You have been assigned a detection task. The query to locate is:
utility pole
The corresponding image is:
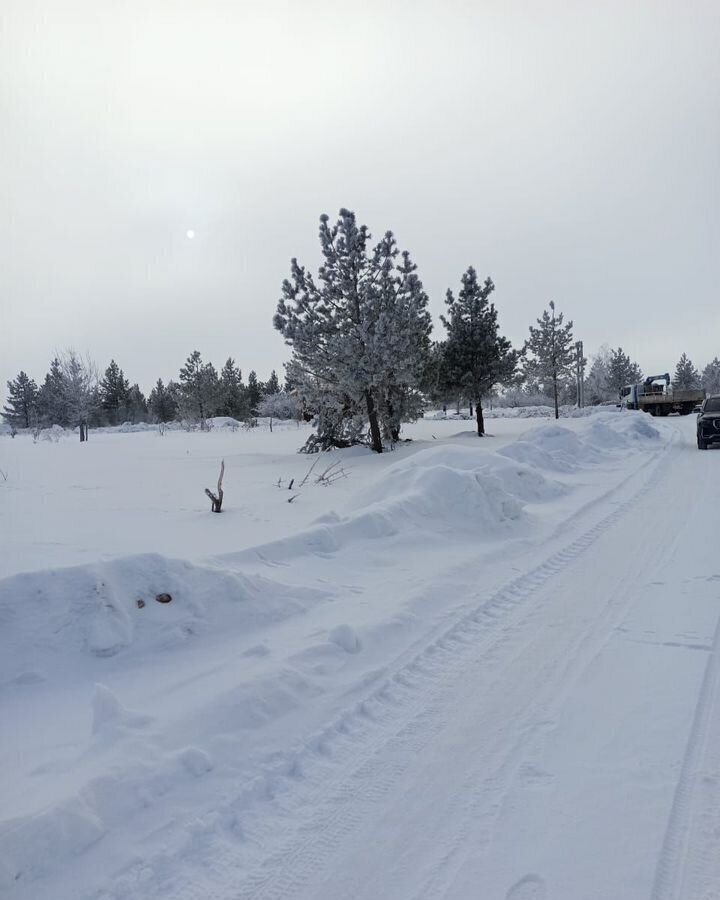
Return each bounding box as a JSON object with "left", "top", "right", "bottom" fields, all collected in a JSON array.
[{"left": 575, "top": 341, "right": 585, "bottom": 408}]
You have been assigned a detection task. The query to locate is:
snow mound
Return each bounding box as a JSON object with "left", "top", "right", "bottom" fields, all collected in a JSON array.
[
  {"left": 0, "top": 554, "right": 328, "bottom": 684},
  {"left": 428, "top": 404, "right": 624, "bottom": 421},
  {"left": 353, "top": 458, "right": 524, "bottom": 537},
  {"left": 498, "top": 412, "right": 663, "bottom": 473},
  {"left": 92, "top": 683, "right": 152, "bottom": 736},
  {"left": 618, "top": 413, "right": 661, "bottom": 441},
  {"left": 329, "top": 624, "right": 361, "bottom": 653},
  {"left": 208, "top": 416, "right": 242, "bottom": 428},
  {"left": 500, "top": 424, "right": 601, "bottom": 471}
]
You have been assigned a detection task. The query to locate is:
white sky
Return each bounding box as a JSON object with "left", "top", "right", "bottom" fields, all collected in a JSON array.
[{"left": 1, "top": 0, "right": 719, "bottom": 394}]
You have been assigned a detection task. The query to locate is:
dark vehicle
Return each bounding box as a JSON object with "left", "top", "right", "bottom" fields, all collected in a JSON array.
[{"left": 697, "top": 396, "right": 720, "bottom": 449}]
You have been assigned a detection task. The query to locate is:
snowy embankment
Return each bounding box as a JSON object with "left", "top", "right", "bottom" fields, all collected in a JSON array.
[{"left": 0, "top": 411, "right": 672, "bottom": 898}]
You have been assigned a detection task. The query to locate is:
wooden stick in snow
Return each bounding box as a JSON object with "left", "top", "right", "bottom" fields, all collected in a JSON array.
[{"left": 205, "top": 459, "right": 225, "bottom": 512}]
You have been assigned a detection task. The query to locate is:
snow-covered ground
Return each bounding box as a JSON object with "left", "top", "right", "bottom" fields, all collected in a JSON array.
[{"left": 2, "top": 410, "right": 719, "bottom": 900}]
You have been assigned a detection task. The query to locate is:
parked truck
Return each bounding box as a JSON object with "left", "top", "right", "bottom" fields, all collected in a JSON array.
[{"left": 619, "top": 374, "right": 705, "bottom": 417}]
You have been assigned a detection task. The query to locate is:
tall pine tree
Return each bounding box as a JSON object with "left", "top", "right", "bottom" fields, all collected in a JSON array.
[
  {"left": 126, "top": 384, "right": 148, "bottom": 423},
  {"left": 264, "top": 370, "right": 280, "bottom": 396},
  {"left": 99, "top": 360, "right": 130, "bottom": 425},
  {"left": 440, "top": 267, "right": 517, "bottom": 436},
  {"left": 524, "top": 302, "right": 575, "bottom": 419},
  {"left": 178, "top": 351, "right": 219, "bottom": 427},
  {"left": 218, "top": 358, "right": 249, "bottom": 420},
  {"left": 274, "top": 209, "right": 432, "bottom": 452},
  {"left": 3, "top": 371, "right": 39, "bottom": 428},
  {"left": 673, "top": 353, "right": 701, "bottom": 390},
  {"left": 246, "top": 370, "right": 262, "bottom": 418},
  {"left": 607, "top": 347, "right": 643, "bottom": 398},
  {"left": 701, "top": 357, "right": 720, "bottom": 395},
  {"left": 59, "top": 351, "right": 99, "bottom": 439},
  {"left": 37, "top": 357, "right": 67, "bottom": 426},
  {"left": 148, "top": 378, "right": 178, "bottom": 423}
]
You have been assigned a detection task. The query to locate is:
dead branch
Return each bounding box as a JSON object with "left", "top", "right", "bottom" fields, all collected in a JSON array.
[
  {"left": 298, "top": 457, "right": 320, "bottom": 487},
  {"left": 205, "top": 459, "right": 225, "bottom": 512},
  {"left": 315, "top": 460, "right": 348, "bottom": 486}
]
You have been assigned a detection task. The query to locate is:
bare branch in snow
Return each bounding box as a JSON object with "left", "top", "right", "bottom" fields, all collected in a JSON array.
[
  {"left": 298, "top": 457, "right": 320, "bottom": 487},
  {"left": 315, "top": 460, "right": 348, "bottom": 486},
  {"left": 205, "top": 459, "right": 225, "bottom": 512}
]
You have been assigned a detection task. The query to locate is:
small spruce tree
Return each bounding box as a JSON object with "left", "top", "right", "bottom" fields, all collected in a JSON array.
[
  {"left": 524, "top": 302, "right": 575, "bottom": 419},
  {"left": 607, "top": 348, "right": 643, "bottom": 398},
  {"left": 37, "top": 357, "right": 67, "bottom": 427},
  {"left": 701, "top": 357, "right": 720, "bottom": 395},
  {"left": 126, "top": 384, "right": 148, "bottom": 423},
  {"left": 178, "top": 351, "right": 219, "bottom": 428},
  {"left": 99, "top": 360, "right": 131, "bottom": 425},
  {"left": 673, "top": 353, "right": 701, "bottom": 390},
  {"left": 246, "top": 370, "right": 262, "bottom": 418},
  {"left": 3, "top": 371, "right": 39, "bottom": 428},
  {"left": 264, "top": 370, "right": 281, "bottom": 396},
  {"left": 218, "top": 358, "right": 249, "bottom": 420},
  {"left": 440, "top": 267, "right": 517, "bottom": 436},
  {"left": 148, "top": 378, "right": 178, "bottom": 423}
]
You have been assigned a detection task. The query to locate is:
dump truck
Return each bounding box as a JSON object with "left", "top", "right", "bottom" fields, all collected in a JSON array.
[{"left": 619, "top": 374, "right": 705, "bottom": 417}]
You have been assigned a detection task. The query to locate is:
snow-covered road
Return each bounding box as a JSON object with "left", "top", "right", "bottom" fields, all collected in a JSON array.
[
  {"left": 2, "top": 412, "right": 719, "bottom": 899},
  {"left": 217, "top": 417, "right": 720, "bottom": 900}
]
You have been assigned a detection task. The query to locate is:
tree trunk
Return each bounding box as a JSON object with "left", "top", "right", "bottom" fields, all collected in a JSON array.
[
  {"left": 366, "top": 391, "right": 383, "bottom": 453},
  {"left": 386, "top": 400, "right": 400, "bottom": 443},
  {"left": 553, "top": 375, "right": 559, "bottom": 419},
  {"left": 476, "top": 400, "right": 485, "bottom": 436},
  {"left": 469, "top": 401, "right": 473, "bottom": 417}
]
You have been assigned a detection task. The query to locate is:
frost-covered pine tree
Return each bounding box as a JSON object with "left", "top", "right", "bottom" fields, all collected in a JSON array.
[
  {"left": 673, "top": 353, "right": 701, "bottom": 390},
  {"left": 148, "top": 378, "right": 178, "bottom": 423},
  {"left": 607, "top": 347, "right": 643, "bottom": 398},
  {"left": 440, "top": 267, "right": 517, "bottom": 436},
  {"left": 58, "top": 350, "right": 99, "bottom": 440},
  {"left": 3, "top": 371, "right": 39, "bottom": 428},
  {"left": 274, "top": 209, "right": 432, "bottom": 453},
  {"left": 257, "top": 390, "right": 298, "bottom": 424},
  {"left": 218, "top": 358, "right": 249, "bottom": 420},
  {"left": 584, "top": 346, "right": 611, "bottom": 405},
  {"left": 373, "top": 236, "right": 433, "bottom": 443},
  {"left": 99, "top": 360, "right": 130, "bottom": 425},
  {"left": 701, "top": 357, "right": 720, "bottom": 395},
  {"left": 524, "top": 302, "right": 575, "bottom": 419},
  {"left": 178, "top": 351, "right": 219, "bottom": 428}
]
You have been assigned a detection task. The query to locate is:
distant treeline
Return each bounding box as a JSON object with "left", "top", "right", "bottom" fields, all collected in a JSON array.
[
  {"left": 4, "top": 210, "right": 720, "bottom": 449},
  {"left": 2, "top": 350, "right": 294, "bottom": 432}
]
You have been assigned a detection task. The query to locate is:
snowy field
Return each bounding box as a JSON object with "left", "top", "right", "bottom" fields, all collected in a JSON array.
[{"left": 2, "top": 410, "right": 720, "bottom": 900}]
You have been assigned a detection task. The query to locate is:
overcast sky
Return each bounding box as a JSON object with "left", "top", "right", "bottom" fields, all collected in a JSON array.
[{"left": 1, "top": 0, "right": 719, "bottom": 396}]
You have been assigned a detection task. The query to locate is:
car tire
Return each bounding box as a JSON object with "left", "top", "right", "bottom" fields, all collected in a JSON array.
[{"left": 698, "top": 435, "right": 708, "bottom": 450}]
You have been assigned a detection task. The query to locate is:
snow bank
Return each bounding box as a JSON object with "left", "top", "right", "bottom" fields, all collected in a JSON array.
[
  {"left": 0, "top": 408, "right": 671, "bottom": 897},
  {"left": 499, "top": 412, "right": 655, "bottom": 473},
  {"left": 427, "top": 404, "right": 623, "bottom": 421},
  {"left": 0, "top": 553, "right": 327, "bottom": 684}
]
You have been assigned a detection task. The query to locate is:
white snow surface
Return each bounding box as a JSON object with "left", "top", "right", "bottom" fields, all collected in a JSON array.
[{"left": 2, "top": 410, "right": 720, "bottom": 900}]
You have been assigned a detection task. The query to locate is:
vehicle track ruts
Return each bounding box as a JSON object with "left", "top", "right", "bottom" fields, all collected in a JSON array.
[
  {"left": 650, "top": 603, "right": 720, "bottom": 900},
  {"left": 105, "top": 433, "right": 677, "bottom": 900}
]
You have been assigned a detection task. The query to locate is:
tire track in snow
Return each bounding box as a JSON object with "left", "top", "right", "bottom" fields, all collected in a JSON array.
[
  {"left": 108, "top": 431, "right": 678, "bottom": 900},
  {"left": 650, "top": 605, "right": 720, "bottom": 900}
]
